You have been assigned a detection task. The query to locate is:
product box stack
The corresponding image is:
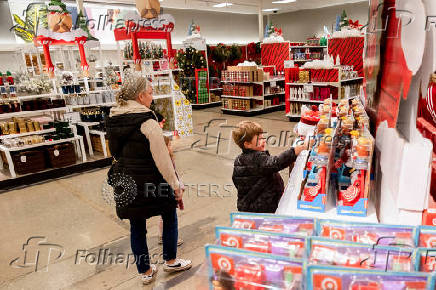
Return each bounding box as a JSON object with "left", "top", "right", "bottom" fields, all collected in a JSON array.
[
  {"left": 222, "top": 66, "right": 264, "bottom": 83},
  {"left": 197, "top": 70, "right": 209, "bottom": 104},
  {"left": 222, "top": 99, "right": 251, "bottom": 111},
  {"left": 293, "top": 97, "right": 374, "bottom": 217},
  {"left": 201, "top": 212, "right": 436, "bottom": 289}
]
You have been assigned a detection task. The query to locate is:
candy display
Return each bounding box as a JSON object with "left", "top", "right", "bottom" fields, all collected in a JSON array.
[
  {"left": 306, "top": 265, "right": 434, "bottom": 290},
  {"left": 316, "top": 219, "right": 416, "bottom": 247},
  {"left": 308, "top": 237, "right": 414, "bottom": 272},
  {"left": 216, "top": 227, "right": 306, "bottom": 259},
  {"left": 230, "top": 213, "right": 315, "bottom": 236},
  {"left": 205, "top": 245, "right": 303, "bottom": 289}
]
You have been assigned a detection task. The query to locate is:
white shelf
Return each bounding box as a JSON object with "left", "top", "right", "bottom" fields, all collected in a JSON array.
[
  {"left": 288, "top": 98, "right": 323, "bottom": 103},
  {"left": 264, "top": 92, "right": 285, "bottom": 97},
  {"left": 221, "top": 95, "right": 263, "bottom": 100},
  {"left": 290, "top": 46, "right": 327, "bottom": 49},
  {"left": 222, "top": 107, "right": 264, "bottom": 113},
  {"left": 77, "top": 121, "right": 100, "bottom": 127},
  {"left": 89, "top": 130, "right": 105, "bottom": 135},
  {"left": 210, "top": 88, "right": 223, "bottom": 91},
  {"left": 0, "top": 137, "right": 79, "bottom": 152},
  {"left": 0, "top": 128, "right": 56, "bottom": 140},
  {"left": 263, "top": 78, "right": 285, "bottom": 82},
  {"left": 153, "top": 94, "right": 173, "bottom": 100},
  {"left": 17, "top": 93, "right": 58, "bottom": 101},
  {"left": 293, "top": 59, "right": 311, "bottom": 62},
  {"left": 221, "top": 80, "right": 263, "bottom": 85},
  {"left": 68, "top": 102, "right": 116, "bottom": 109},
  {"left": 286, "top": 113, "right": 301, "bottom": 118},
  {"left": 0, "top": 107, "right": 68, "bottom": 120},
  {"left": 286, "top": 82, "right": 339, "bottom": 87},
  {"left": 340, "top": 77, "right": 364, "bottom": 82}
]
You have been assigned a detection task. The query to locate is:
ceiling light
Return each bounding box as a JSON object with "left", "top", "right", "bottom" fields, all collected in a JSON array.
[
  {"left": 213, "top": 2, "right": 233, "bottom": 8},
  {"left": 263, "top": 8, "right": 280, "bottom": 12},
  {"left": 272, "top": 0, "right": 296, "bottom": 3}
]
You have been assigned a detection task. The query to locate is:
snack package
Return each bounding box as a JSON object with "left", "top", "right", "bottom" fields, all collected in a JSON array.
[
  {"left": 216, "top": 226, "right": 307, "bottom": 259},
  {"left": 205, "top": 245, "right": 303, "bottom": 290},
  {"left": 415, "top": 248, "right": 436, "bottom": 272},
  {"left": 417, "top": 226, "right": 436, "bottom": 248},
  {"left": 230, "top": 212, "right": 315, "bottom": 236},
  {"left": 306, "top": 265, "right": 434, "bottom": 290},
  {"left": 316, "top": 219, "right": 417, "bottom": 247},
  {"left": 308, "top": 237, "right": 414, "bottom": 272}
]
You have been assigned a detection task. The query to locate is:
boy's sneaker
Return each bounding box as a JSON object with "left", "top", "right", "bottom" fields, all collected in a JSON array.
[
  {"left": 158, "top": 236, "right": 184, "bottom": 246},
  {"left": 163, "top": 259, "right": 192, "bottom": 272},
  {"left": 140, "top": 264, "right": 158, "bottom": 285}
]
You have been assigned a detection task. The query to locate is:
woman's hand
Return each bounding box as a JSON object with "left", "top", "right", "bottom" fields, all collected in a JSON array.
[{"left": 175, "top": 187, "right": 184, "bottom": 201}]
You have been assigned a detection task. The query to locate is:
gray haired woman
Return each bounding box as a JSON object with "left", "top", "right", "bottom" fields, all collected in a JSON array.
[{"left": 106, "top": 74, "right": 191, "bottom": 285}]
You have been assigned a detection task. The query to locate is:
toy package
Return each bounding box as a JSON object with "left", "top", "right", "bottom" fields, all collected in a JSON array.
[
  {"left": 298, "top": 99, "right": 336, "bottom": 213},
  {"left": 415, "top": 248, "right": 436, "bottom": 272},
  {"left": 230, "top": 212, "right": 315, "bottom": 236},
  {"left": 205, "top": 245, "right": 303, "bottom": 289},
  {"left": 306, "top": 265, "right": 434, "bottom": 290},
  {"left": 316, "top": 219, "right": 417, "bottom": 247},
  {"left": 216, "top": 226, "right": 307, "bottom": 259},
  {"left": 333, "top": 98, "right": 374, "bottom": 217},
  {"left": 308, "top": 237, "right": 414, "bottom": 272},
  {"left": 417, "top": 226, "right": 436, "bottom": 248}
]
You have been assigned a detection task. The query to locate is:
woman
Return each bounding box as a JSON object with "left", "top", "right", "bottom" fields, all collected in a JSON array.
[{"left": 106, "top": 74, "right": 191, "bottom": 285}]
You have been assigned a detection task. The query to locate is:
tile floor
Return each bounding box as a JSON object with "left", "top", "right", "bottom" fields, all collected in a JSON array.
[{"left": 0, "top": 107, "right": 296, "bottom": 290}]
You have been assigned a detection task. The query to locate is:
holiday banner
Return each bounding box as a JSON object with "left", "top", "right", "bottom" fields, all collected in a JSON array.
[
  {"left": 328, "top": 37, "right": 364, "bottom": 77},
  {"left": 261, "top": 42, "right": 290, "bottom": 73}
]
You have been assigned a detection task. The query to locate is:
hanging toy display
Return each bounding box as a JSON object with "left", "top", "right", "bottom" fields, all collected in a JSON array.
[
  {"left": 47, "top": 0, "right": 72, "bottom": 33},
  {"left": 136, "top": 0, "right": 161, "bottom": 19}
]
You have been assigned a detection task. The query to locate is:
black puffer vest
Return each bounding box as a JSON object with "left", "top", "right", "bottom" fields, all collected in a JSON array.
[{"left": 106, "top": 112, "right": 177, "bottom": 220}]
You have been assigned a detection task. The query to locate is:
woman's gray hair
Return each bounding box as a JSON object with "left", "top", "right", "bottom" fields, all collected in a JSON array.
[{"left": 116, "top": 72, "right": 150, "bottom": 106}]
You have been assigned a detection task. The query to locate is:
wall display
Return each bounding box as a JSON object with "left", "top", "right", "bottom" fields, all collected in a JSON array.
[{"left": 261, "top": 42, "right": 290, "bottom": 73}]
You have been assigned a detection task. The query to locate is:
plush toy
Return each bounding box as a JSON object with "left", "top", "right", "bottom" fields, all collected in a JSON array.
[
  {"left": 136, "top": 0, "right": 160, "bottom": 19},
  {"left": 47, "top": 0, "right": 72, "bottom": 33}
]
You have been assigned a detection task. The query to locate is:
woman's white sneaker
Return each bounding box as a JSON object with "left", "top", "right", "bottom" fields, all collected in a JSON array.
[
  {"left": 163, "top": 259, "right": 192, "bottom": 272},
  {"left": 140, "top": 264, "right": 158, "bottom": 285}
]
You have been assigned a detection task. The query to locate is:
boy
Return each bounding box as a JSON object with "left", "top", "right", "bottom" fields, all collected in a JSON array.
[{"left": 232, "top": 121, "right": 307, "bottom": 213}]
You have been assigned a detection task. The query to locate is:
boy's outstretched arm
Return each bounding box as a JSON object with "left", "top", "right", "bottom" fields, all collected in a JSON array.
[{"left": 255, "top": 143, "right": 309, "bottom": 175}]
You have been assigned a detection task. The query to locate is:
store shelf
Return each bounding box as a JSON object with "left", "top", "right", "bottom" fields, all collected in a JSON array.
[
  {"left": 89, "top": 129, "right": 105, "bottom": 135},
  {"left": 222, "top": 107, "right": 263, "bottom": 113},
  {"left": 340, "top": 77, "right": 364, "bottom": 82},
  {"left": 0, "top": 128, "right": 56, "bottom": 140},
  {"left": 286, "top": 113, "right": 301, "bottom": 118},
  {"left": 221, "top": 80, "right": 263, "bottom": 85},
  {"left": 290, "top": 45, "right": 327, "bottom": 49},
  {"left": 264, "top": 92, "right": 285, "bottom": 97},
  {"left": 68, "top": 102, "right": 116, "bottom": 109},
  {"left": 0, "top": 107, "right": 68, "bottom": 120},
  {"left": 286, "top": 82, "right": 339, "bottom": 87},
  {"left": 0, "top": 137, "right": 78, "bottom": 152},
  {"left": 17, "top": 93, "right": 58, "bottom": 101},
  {"left": 153, "top": 94, "right": 173, "bottom": 100},
  {"left": 191, "top": 101, "right": 222, "bottom": 110},
  {"left": 265, "top": 103, "right": 286, "bottom": 109},
  {"left": 77, "top": 121, "right": 100, "bottom": 127},
  {"left": 288, "top": 98, "right": 324, "bottom": 103},
  {"left": 209, "top": 88, "right": 223, "bottom": 91},
  {"left": 263, "top": 78, "right": 285, "bottom": 82},
  {"left": 221, "top": 95, "right": 263, "bottom": 101},
  {"left": 293, "top": 59, "right": 311, "bottom": 62}
]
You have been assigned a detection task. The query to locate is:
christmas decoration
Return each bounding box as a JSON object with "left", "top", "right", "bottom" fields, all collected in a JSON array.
[
  {"left": 47, "top": 0, "right": 72, "bottom": 33},
  {"left": 188, "top": 20, "right": 201, "bottom": 37},
  {"left": 263, "top": 21, "right": 284, "bottom": 43},
  {"left": 340, "top": 10, "right": 348, "bottom": 28},
  {"left": 136, "top": 0, "right": 160, "bottom": 19},
  {"left": 176, "top": 47, "right": 207, "bottom": 103}
]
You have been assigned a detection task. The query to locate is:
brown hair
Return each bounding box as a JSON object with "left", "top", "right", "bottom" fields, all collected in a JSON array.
[{"left": 232, "top": 121, "right": 263, "bottom": 149}]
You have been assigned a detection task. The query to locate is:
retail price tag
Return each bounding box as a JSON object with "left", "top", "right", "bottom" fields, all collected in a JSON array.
[
  {"left": 20, "top": 155, "right": 26, "bottom": 163},
  {"left": 304, "top": 85, "right": 314, "bottom": 93},
  {"left": 54, "top": 150, "right": 60, "bottom": 157},
  {"left": 270, "top": 81, "right": 277, "bottom": 87}
]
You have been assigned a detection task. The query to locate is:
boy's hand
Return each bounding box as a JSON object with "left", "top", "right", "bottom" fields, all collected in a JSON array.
[
  {"left": 294, "top": 145, "right": 306, "bottom": 156},
  {"left": 175, "top": 188, "right": 184, "bottom": 201}
]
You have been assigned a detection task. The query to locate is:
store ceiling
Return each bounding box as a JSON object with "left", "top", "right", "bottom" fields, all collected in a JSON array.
[{"left": 87, "top": 0, "right": 367, "bottom": 15}]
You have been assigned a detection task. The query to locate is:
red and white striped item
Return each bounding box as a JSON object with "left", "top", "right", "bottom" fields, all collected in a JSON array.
[{"left": 427, "top": 84, "right": 436, "bottom": 123}]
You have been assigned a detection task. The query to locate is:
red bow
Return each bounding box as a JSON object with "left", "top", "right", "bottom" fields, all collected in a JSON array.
[{"left": 348, "top": 19, "right": 362, "bottom": 29}]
